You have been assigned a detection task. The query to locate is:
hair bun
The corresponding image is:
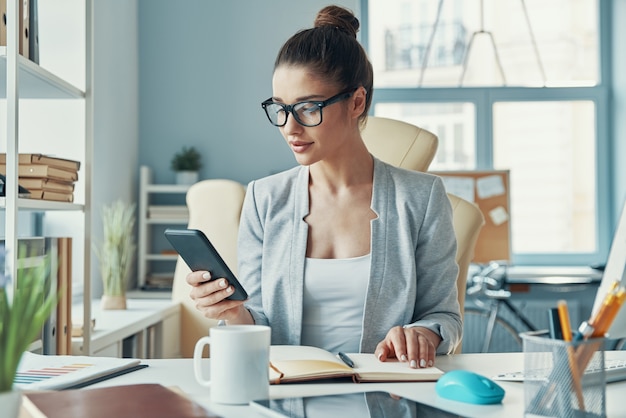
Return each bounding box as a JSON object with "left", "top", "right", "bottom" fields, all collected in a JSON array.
[{"left": 314, "top": 5, "right": 359, "bottom": 38}]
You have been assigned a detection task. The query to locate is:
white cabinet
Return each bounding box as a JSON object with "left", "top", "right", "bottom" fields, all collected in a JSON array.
[
  {"left": 138, "top": 166, "right": 189, "bottom": 291},
  {"left": 1, "top": 1, "right": 94, "bottom": 353}
]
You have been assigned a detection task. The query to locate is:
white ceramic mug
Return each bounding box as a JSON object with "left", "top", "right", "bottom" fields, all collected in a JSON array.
[{"left": 193, "top": 325, "right": 271, "bottom": 405}]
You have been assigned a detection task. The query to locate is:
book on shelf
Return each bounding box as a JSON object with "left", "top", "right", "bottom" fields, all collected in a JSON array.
[
  {"left": 0, "top": 0, "right": 30, "bottom": 57},
  {"left": 0, "top": 173, "right": 31, "bottom": 197},
  {"left": 0, "top": 153, "right": 81, "bottom": 171},
  {"left": 21, "top": 384, "right": 221, "bottom": 418},
  {"left": 26, "top": 189, "right": 74, "bottom": 203},
  {"left": 14, "top": 352, "right": 146, "bottom": 391},
  {"left": 269, "top": 345, "right": 444, "bottom": 384},
  {"left": 18, "top": 177, "right": 75, "bottom": 193},
  {"left": 0, "top": 164, "right": 78, "bottom": 182},
  {"left": 54, "top": 237, "right": 72, "bottom": 355},
  {"left": 144, "top": 273, "right": 174, "bottom": 290}
]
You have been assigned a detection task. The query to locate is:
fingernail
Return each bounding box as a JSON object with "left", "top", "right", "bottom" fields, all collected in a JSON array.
[
  {"left": 428, "top": 360, "right": 433, "bottom": 367},
  {"left": 400, "top": 354, "right": 407, "bottom": 362},
  {"left": 202, "top": 272, "right": 211, "bottom": 280},
  {"left": 377, "top": 353, "right": 383, "bottom": 361},
  {"left": 410, "top": 360, "right": 417, "bottom": 368},
  {"left": 219, "top": 279, "right": 227, "bottom": 287},
  {"left": 420, "top": 359, "right": 426, "bottom": 368},
  {"left": 226, "top": 286, "right": 233, "bottom": 293}
]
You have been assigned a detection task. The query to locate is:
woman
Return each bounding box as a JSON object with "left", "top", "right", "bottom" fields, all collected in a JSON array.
[{"left": 187, "top": 5, "right": 462, "bottom": 371}]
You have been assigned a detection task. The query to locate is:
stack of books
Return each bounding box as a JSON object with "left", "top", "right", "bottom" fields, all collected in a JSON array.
[{"left": 0, "top": 153, "right": 80, "bottom": 202}]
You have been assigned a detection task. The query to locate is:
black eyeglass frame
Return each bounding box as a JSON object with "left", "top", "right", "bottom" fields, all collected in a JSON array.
[{"left": 261, "top": 87, "right": 358, "bottom": 127}]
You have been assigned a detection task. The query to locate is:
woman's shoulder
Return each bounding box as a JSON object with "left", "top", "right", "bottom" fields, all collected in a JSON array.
[{"left": 374, "top": 158, "right": 441, "bottom": 185}]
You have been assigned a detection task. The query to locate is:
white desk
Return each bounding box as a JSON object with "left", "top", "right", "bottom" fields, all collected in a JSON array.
[
  {"left": 87, "top": 351, "right": 626, "bottom": 417},
  {"left": 71, "top": 299, "right": 181, "bottom": 357}
]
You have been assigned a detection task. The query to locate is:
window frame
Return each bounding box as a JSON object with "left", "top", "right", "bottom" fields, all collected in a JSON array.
[{"left": 361, "top": 0, "right": 613, "bottom": 266}]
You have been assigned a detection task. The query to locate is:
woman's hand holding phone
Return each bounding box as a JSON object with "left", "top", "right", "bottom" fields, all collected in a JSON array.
[
  {"left": 164, "top": 228, "right": 252, "bottom": 324},
  {"left": 186, "top": 270, "right": 253, "bottom": 323}
]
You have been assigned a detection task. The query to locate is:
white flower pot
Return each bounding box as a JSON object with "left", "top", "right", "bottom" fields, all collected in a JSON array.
[
  {"left": 176, "top": 171, "right": 199, "bottom": 185},
  {"left": 0, "top": 390, "right": 22, "bottom": 418},
  {"left": 101, "top": 295, "right": 127, "bottom": 310}
]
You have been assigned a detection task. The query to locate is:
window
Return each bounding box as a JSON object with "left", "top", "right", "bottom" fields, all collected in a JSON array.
[{"left": 363, "top": 0, "right": 609, "bottom": 265}]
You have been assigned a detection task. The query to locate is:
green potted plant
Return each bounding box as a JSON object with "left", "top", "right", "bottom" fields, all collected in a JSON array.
[
  {"left": 171, "top": 146, "right": 202, "bottom": 185},
  {"left": 93, "top": 200, "right": 136, "bottom": 310},
  {"left": 0, "top": 249, "right": 58, "bottom": 416}
]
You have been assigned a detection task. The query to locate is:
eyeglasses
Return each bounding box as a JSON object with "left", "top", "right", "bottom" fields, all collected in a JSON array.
[{"left": 261, "top": 88, "right": 358, "bottom": 127}]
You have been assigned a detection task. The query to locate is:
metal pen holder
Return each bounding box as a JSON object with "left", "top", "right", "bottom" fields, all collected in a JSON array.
[{"left": 521, "top": 331, "right": 606, "bottom": 418}]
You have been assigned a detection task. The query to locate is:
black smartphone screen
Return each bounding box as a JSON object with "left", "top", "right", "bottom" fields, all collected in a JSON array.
[{"left": 164, "top": 228, "right": 248, "bottom": 300}]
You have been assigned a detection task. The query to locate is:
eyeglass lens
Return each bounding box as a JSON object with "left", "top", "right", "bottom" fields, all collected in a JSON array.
[{"left": 265, "top": 102, "right": 321, "bottom": 127}]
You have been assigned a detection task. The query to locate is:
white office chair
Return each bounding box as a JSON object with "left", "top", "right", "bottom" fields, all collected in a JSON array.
[{"left": 361, "top": 116, "right": 438, "bottom": 172}]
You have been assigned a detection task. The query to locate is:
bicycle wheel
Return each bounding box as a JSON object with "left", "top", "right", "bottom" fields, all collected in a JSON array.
[{"left": 462, "top": 308, "right": 523, "bottom": 353}]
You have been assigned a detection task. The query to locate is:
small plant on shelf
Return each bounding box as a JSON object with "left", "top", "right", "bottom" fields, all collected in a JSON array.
[
  {"left": 170, "top": 146, "right": 202, "bottom": 185},
  {"left": 93, "top": 200, "right": 136, "bottom": 310},
  {"left": 170, "top": 146, "right": 202, "bottom": 172}
]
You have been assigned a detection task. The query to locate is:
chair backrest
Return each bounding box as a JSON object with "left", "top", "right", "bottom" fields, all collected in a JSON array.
[
  {"left": 448, "top": 193, "right": 485, "bottom": 354},
  {"left": 447, "top": 193, "right": 485, "bottom": 353},
  {"left": 171, "top": 179, "right": 246, "bottom": 357},
  {"left": 362, "top": 116, "right": 485, "bottom": 354},
  {"left": 361, "top": 116, "right": 438, "bottom": 172}
]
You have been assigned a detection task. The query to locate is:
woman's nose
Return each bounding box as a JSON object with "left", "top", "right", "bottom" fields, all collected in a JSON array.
[{"left": 282, "top": 111, "right": 303, "bottom": 134}]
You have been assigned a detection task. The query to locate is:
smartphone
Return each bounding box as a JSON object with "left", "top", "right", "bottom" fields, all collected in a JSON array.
[{"left": 164, "top": 228, "right": 248, "bottom": 300}]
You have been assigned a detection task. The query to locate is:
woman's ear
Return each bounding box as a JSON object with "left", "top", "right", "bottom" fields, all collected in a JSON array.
[{"left": 350, "top": 86, "right": 367, "bottom": 117}]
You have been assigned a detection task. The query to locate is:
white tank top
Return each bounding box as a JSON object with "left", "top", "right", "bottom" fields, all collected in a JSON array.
[
  {"left": 301, "top": 255, "right": 371, "bottom": 417},
  {"left": 301, "top": 254, "right": 371, "bottom": 354}
]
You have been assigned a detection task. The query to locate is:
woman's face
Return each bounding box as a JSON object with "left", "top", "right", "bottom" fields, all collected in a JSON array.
[{"left": 271, "top": 65, "right": 363, "bottom": 167}]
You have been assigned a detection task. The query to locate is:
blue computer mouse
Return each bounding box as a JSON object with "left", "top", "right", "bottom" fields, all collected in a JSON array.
[{"left": 435, "top": 370, "right": 505, "bottom": 405}]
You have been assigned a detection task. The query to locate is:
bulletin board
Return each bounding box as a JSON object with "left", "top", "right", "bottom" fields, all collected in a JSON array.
[{"left": 431, "top": 170, "right": 511, "bottom": 263}]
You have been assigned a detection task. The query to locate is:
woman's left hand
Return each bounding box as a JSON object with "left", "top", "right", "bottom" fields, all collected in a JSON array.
[{"left": 375, "top": 326, "right": 441, "bottom": 368}]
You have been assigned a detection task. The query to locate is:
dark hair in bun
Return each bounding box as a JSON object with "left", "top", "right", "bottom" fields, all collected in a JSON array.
[
  {"left": 274, "top": 5, "right": 373, "bottom": 122},
  {"left": 314, "top": 5, "right": 360, "bottom": 38}
]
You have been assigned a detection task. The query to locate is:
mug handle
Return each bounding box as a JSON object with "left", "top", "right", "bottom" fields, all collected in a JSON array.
[{"left": 193, "top": 336, "right": 212, "bottom": 387}]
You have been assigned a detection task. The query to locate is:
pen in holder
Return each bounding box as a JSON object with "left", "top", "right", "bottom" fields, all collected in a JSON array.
[{"left": 522, "top": 331, "right": 606, "bottom": 418}]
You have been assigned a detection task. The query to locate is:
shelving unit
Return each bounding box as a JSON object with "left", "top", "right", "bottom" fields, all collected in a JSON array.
[
  {"left": 138, "top": 165, "right": 189, "bottom": 291},
  {"left": 1, "top": 1, "right": 94, "bottom": 353}
]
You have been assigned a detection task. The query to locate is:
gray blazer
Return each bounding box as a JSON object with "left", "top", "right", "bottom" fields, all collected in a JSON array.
[{"left": 238, "top": 157, "right": 462, "bottom": 354}]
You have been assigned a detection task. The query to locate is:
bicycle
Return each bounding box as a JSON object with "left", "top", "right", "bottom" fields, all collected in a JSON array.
[
  {"left": 462, "top": 260, "right": 539, "bottom": 353},
  {"left": 462, "top": 261, "right": 626, "bottom": 353}
]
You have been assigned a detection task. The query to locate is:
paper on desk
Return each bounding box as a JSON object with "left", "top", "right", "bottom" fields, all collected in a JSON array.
[{"left": 14, "top": 351, "right": 142, "bottom": 390}]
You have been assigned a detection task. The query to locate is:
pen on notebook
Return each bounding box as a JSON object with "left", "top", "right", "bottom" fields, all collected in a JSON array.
[{"left": 337, "top": 352, "right": 355, "bottom": 368}]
